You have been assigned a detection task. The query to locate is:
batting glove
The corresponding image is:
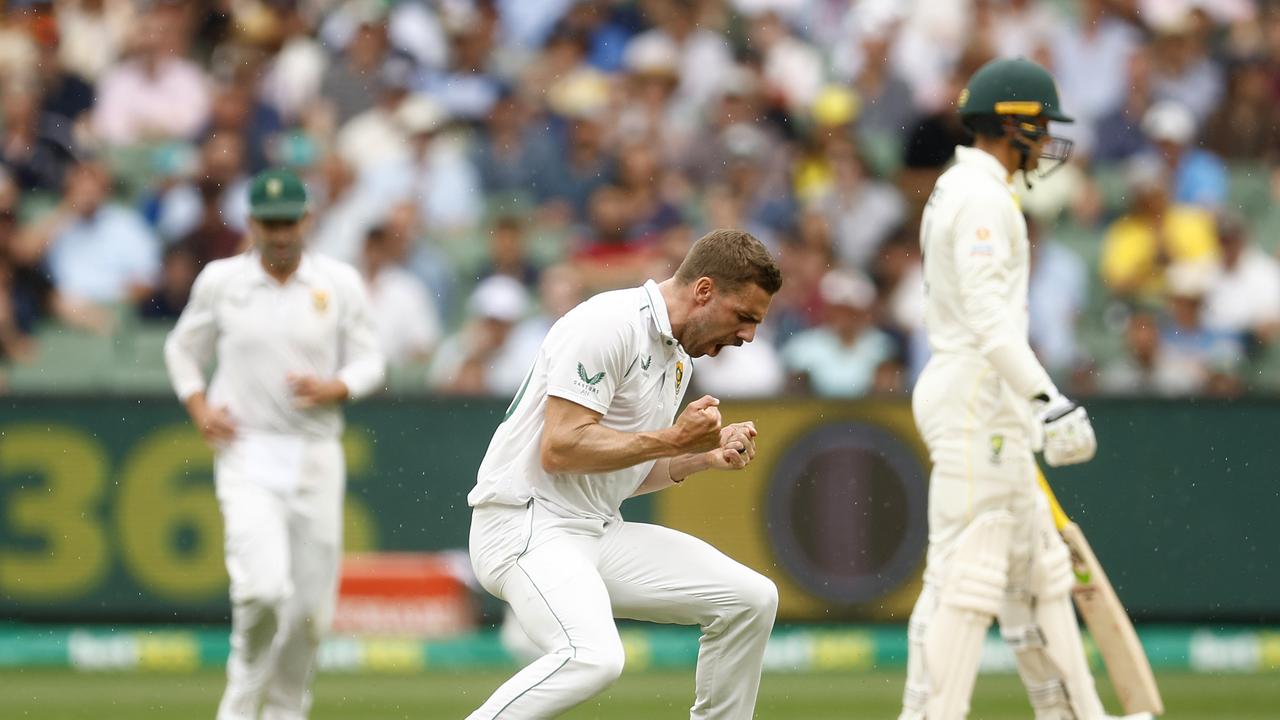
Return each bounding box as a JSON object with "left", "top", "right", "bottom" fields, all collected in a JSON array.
[{"left": 1032, "top": 391, "right": 1097, "bottom": 466}]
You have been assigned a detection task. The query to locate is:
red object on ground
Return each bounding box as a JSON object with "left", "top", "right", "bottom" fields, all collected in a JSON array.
[{"left": 333, "top": 552, "right": 476, "bottom": 638}]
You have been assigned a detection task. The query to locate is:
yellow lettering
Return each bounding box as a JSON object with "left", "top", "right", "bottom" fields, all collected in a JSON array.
[
  {"left": 0, "top": 425, "right": 108, "bottom": 598},
  {"left": 117, "top": 426, "right": 225, "bottom": 599}
]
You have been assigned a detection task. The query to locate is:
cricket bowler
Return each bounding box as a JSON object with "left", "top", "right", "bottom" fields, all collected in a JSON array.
[{"left": 466, "top": 229, "right": 781, "bottom": 719}]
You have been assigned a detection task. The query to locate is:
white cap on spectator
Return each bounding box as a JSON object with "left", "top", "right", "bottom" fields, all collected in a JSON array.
[
  {"left": 1125, "top": 154, "right": 1169, "bottom": 193},
  {"left": 470, "top": 275, "right": 530, "bottom": 323},
  {"left": 1166, "top": 260, "right": 1217, "bottom": 299},
  {"left": 819, "top": 269, "right": 876, "bottom": 310},
  {"left": 722, "top": 123, "right": 770, "bottom": 160},
  {"left": 397, "top": 94, "right": 447, "bottom": 135},
  {"left": 1142, "top": 100, "right": 1196, "bottom": 146},
  {"left": 623, "top": 34, "right": 679, "bottom": 76}
]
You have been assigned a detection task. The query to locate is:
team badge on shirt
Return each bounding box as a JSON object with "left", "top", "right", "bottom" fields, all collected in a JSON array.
[
  {"left": 674, "top": 360, "right": 684, "bottom": 394},
  {"left": 312, "top": 289, "right": 329, "bottom": 313}
]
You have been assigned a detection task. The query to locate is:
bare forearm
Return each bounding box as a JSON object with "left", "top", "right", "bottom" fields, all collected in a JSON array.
[
  {"left": 13, "top": 207, "right": 71, "bottom": 265},
  {"left": 542, "top": 421, "right": 683, "bottom": 475},
  {"left": 630, "top": 452, "right": 712, "bottom": 497},
  {"left": 183, "top": 391, "right": 209, "bottom": 422}
]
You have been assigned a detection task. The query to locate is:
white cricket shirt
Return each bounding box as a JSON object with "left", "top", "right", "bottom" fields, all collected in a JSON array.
[
  {"left": 164, "top": 251, "right": 385, "bottom": 439},
  {"left": 468, "top": 280, "right": 693, "bottom": 520},
  {"left": 919, "top": 145, "right": 1054, "bottom": 400}
]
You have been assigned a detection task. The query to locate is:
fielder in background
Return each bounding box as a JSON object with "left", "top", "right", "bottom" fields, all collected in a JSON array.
[
  {"left": 901, "top": 58, "right": 1150, "bottom": 720},
  {"left": 164, "top": 168, "right": 385, "bottom": 720},
  {"left": 466, "top": 230, "right": 781, "bottom": 719}
]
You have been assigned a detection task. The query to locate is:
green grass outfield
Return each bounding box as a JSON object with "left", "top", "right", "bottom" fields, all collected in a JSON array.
[{"left": 3, "top": 668, "right": 1277, "bottom": 719}]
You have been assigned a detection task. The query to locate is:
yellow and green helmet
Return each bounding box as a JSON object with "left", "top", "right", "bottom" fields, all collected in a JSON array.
[{"left": 958, "top": 57, "right": 1072, "bottom": 124}]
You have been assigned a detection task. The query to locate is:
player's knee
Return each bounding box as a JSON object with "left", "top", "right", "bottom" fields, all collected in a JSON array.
[
  {"left": 735, "top": 571, "right": 779, "bottom": 626},
  {"left": 1031, "top": 536, "right": 1075, "bottom": 600},
  {"left": 234, "top": 575, "right": 291, "bottom": 610},
  {"left": 571, "top": 645, "right": 626, "bottom": 693}
]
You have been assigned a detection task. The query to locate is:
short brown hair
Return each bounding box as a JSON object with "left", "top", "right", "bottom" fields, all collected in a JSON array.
[{"left": 675, "top": 229, "right": 782, "bottom": 294}]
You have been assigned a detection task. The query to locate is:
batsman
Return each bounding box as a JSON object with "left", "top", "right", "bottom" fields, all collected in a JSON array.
[{"left": 900, "top": 57, "right": 1151, "bottom": 720}]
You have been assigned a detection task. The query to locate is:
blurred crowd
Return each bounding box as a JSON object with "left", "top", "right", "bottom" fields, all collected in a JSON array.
[{"left": 0, "top": 0, "right": 1278, "bottom": 399}]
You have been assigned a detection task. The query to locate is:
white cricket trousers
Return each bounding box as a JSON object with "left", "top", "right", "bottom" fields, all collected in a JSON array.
[
  {"left": 901, "top": 354, "right": 1104, "bottom": 719},
  {"left": 467, "top": 500, "right": 778, "bottom": 719},
  {"left": 213, "top": 435, "right": 345, "bottom": 720}
]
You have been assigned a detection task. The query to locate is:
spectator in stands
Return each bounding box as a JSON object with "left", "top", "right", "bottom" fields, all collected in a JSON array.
[
  {"left": 12, "top": 160, "right": 159, "bottom": 323},
  {"left": 615, "top": 32, "right": 695, "bottom": 164},
  {"left": 336, "top": 55, "right": 419, "bottom": 174},
  {"left": 429, "top": 274, "right": 529, "bottom": 396},
  {"left": 1148, "top": 12, "right": 1223, "bottom": 124},
  {"left": 1101, "top": 155, "right": 1218, "bottom": 301},
  {"left": 813, "top": 134, "right": 906, "bottom": 271},
  {"left": 1203, "top": 56, "right": 1280, "bottom": 162},
  {"left": 748, "top": 10, "right": 824, "bottom": 118},
  {"left": 258, "top": 0, "right": 327, "bottom": 125},
  {"left": 473, "top": 91, "right": 553, "bottom": 202},
  {"left": 1098, "top": 309, "right": 1188, "bottom": 395},
  {"left": 176, "top": 178, "right": 244, "bottom": 269},
  {"left": 0, "top": 0, "right": 1270, "bottom": 400},
  {"left": 873, "top": 230, "right": 928, "bottom": 381},
  {"left": 30, "top": 15, "right": 94, "bottom": 125},
  {"left": 137, "top": 243, "right": 196, "bottom": 320},
  {"left": 308, "top": 154, "right": 396, "bottom": 266},
  {"left": 1142, "top": 99, "right": 1227, "bottom": 209},
  {"left": 1203, "top": 213, "right": 1280, "bottom": 345},
  {"left": 92, "top": 4, "right": 211, "bottom": 145},
  {"left": 388, "top": 94, "right": 481, "bottom": 234},
  {"left": 571, "top": 184, "right": 652, "bottom": 292},
  {"left": 767, "top": 228, "right": 827, "bottom": 345},
  {"left": 540, "top": 108, "right": 615, "bottom": 219},
  {"left": 203, "top": 79, "right": 283, "bottom": 175},
  {"left": 490, "top": 262, "right": 585, "bottom": 394},
  {"left": 360, "top": 222, "right": 440, "bottom": 368},
  {"left": 423, "top": 9, "right": 503, "bottom": 122},
  {"left": 1049, "top": 0, "right": 1140, "bottom": 134},
  {"left": 153, "top": 132, "right": 250, "bottom": 244},
  {"left": 317, "top": 2, "right": 389, "bottom": 127},
  {"left": 627, "top": 0, "right": 734, "bottom": 109},
  {"left": 0, "top": 79, "right": 77, "bottom": 192},
  {"left": 831, "top": 30, "right": 915, "bottom": 150},
  {"left": 1092, "top": 45, "right": 1155, "bottom": 163},
  {"left": 1028, "top": 215, "right": 1088, "bottom": 380},
  {"left": 1160, "top": 260, "right": 1245, "bottom": 396},
  {"left": 0, "top": 0, "right": 42, "bottom": 86},
  {"left": 477, "top": 215, "right": 539, "bottom": 290},
  {"left": 616, "top": 141, "right": 682, "bottom": 242},
  {"left": 692, "top": 323, "right": 788, "bottom": 399},
  {"left": 55, "top": 0, "right": 135, "bottom": 83},
  {"left": 0, "top": 170, "right": 39, "bottom": 361},
  {"left": 782, "top": 269, "right": 897, "bottom": 398}
]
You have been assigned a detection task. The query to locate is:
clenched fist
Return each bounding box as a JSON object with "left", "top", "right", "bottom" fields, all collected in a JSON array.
[{"left": 672, "top": 395, "right": 723, "bottom": 454}]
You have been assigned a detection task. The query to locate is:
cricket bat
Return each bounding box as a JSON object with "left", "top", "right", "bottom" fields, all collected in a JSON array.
[{"left": 1036, "top": 469, "right": 1164, "bottom": 716}]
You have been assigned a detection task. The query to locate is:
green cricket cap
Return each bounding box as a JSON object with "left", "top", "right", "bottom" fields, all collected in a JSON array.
[{"left": 248, "top": 168, "right": 309, "bottom": 221}]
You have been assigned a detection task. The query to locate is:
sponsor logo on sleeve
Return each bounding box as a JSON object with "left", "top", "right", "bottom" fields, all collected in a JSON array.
[{"left": 575, "top": 363, "right": 606, "bottom": 395}]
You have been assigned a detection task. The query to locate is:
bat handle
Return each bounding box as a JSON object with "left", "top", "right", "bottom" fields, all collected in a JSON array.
[{"left": 1036, "top": 466, "right": 1072, "bottom": 531}]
